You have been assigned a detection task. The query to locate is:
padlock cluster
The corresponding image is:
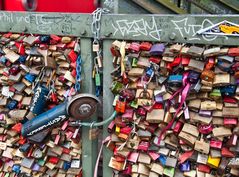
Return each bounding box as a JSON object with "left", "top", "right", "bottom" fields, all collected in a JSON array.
[
  {"left": 0, "top": 33, "right": 82, "bottom": 176},
  {"left": 107, "top": 41, "right": 239, "bottom": 177}
]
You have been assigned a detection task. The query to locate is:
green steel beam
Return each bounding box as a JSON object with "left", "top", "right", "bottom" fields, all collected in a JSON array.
[
  {"left": 155, "top": 0, "right": 187, "bottom": 14},
  {"left": 102, "top": 14, "right": 239, "bottom": 46},
  {"left": 0, "top": 11, "right": 238, "bottom": 45},
  {"left": 102, "top": 39, "right": 115, "bottom": 177},
  {"left": 131, "top": 0, "right": 166, "bottom": 14},
  {"left": 188, "top": 0, "right": 214, "bottom": 13},
  {"left": 188, "top": 0, "right": 239, "bottom": 14},
  {"left": 219, "top": 0, "right": 239, "bottom": 13},
  {"left": 80, "top": 38, "right": 98, "bottom": 177},
  {"left": 130, "top": 0, "right": 187, "bottom": 14}
]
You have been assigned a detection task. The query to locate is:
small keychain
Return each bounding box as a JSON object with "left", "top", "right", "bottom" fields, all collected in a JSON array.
[{"left": 89, "top": 122, "right": 100, "bottom": 140}]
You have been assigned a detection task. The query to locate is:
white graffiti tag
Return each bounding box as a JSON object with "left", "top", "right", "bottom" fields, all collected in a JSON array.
[
  {"left": 171, "top": 17, "right": 228, "bottom": 41},
  {"left": 112, "top": 16, "right": 161, "bottom": 41}
]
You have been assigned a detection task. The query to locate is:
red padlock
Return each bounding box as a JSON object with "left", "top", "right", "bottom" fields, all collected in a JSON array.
[
  {"left": 210, "top": 139, "right": 222, "bottom": 149},
  {"left": 67, "top": 41, "right": 76, "bottom": 48},
  {"left": 3, "top": 32, "right": 12, "bottom": 38},
  {"left": 181, "top": 57, "right": 190, "bottom": 66},
  {"left": 138, "top": 141, "right": 150, "bottom": 151},
  {"left": 205, "top": 57, "right": 215, "bottom": 70},
  {"left": 50, "top": 34, "right": 61, "bottom": 42},
  {"left": 197, "top": 164, "right": 211, "bottom": 173},
  {"left": 12, "top": 123, "right": 22, "bottom": 133},
  {"left": 18, "top": 136, "right": 26, "bottom": 145},
  {"left": 170, "top": 57, "right": 182, "bottom": 67},
  {"left": 173, "top": 121, "right": 183, "bottom": 134},
  {"left": 71, "top": 69, "right": 77, "bottom": 77},
  {"left": 115, "top": 100, "right": 126, "bottom": 113},
  {"left": 48, "top": 156, "right": 60, "bottom": 164},
  {"left": 122, "top": 164, "right": 132, "bottom": 175},
  {"left": 221, "top": 147, "right": 235, "bottom": 158},
  {"left": 224, "top": 117, "right": 238, "bottom": 126},
  {"left": 15, "top": 42, "right": 25, "bottom": 55},
  {"left": 62, "top": 147, "right": 71, "bottom": 154},
  {"left": 122, "top": 72, "right": 129, "bottom": 85},
  {"left": 149, "top": 57, "right": 161, "bottom": 64},
  {"left": 140, "top": 42, "right": 152, "bottom": 51},
  {"left": 120, "top": 127, "right": 132, "bottom": 134},
  {"left": 68, "top": 50, "right": 78, "bottom": 63},
  {"left": 129, "top": 42, "right": 140, "bottom": 53},
  {"left": 50, "top": 93, "right": 58, "bottom": 103}
]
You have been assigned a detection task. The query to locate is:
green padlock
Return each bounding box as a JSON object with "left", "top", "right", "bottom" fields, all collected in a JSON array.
[
  {"left": 209, "top": 89, "right": 221, "bottom": 101},
  {"left": 130, "top": 100, "right": 138, "bottom": 109},
  {"left": 163, "top": 167, "right": 175, "bottom": 177},
  {"left": 111, "top": 81, "right": 124, "bottom": 94},
  {"left": 132, "top": 58, "right": 138, "bottom": 67}
]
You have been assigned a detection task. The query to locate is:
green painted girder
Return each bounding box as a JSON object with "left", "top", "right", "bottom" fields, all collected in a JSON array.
[
  {"left": 129, "top": 0, "right": 187, "bottom": 14},
  {"left": 191, "top": 0, "right": 239, "bottom": 14},
  {"left": 155, "top": 0, "right": 188, "bottom": 14},
  {"left": 188, "top": 0, "right": 214, "bottom": 14},
  {"left": 219, "top": 0, "right": 239, "bottom": 13}
]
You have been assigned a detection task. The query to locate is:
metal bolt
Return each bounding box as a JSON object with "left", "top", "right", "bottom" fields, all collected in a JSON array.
[
  {"left": 79, "top": 104, "right": 92, "bottom": 114},
  {"left": 169, "top": 32, "right": 176, "bottom": 40},
  {"left": 24, "top": 27, "right": 28, "bottom": 32},
  {"left": 104, "top": 32, "right": 112, "bottom": 37},
  {"left": 80, "top": 30, "right": 86, "bottom": 35}
]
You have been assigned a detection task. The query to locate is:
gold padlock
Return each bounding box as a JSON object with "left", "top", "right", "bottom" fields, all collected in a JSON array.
[{"left": 207, "top": 155, "right": 220, "bottom": 168}]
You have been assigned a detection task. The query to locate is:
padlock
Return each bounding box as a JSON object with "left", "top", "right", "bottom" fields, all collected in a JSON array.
[
  {"left": 129, "top": 42, "right": 140, "bottom": 53},
  {"left": 167, "top": 75, "right": 183, "bottom": 87},
  {"left": 140, "top": 42, "right": 152, "bottom": 51},
  {"left": 188, "top": 59, "right": 205, "bottom": 72},
  {"left": 207, "top": 155, "right": 220, "bottom": 168},
  {"left": 187, "top": 46, "right": 204, "bottom": 57},
  {"left": 203, "top": 47, "right": 220, "bottom": 57},
  {"left": 89, "top": 124, "right": 100, "bottom": 140},
  {"left": 150, "top": 43, "right": 165, "bottom": 56},
  {"left": 115, "top": 97, "right": 126, "bottom": 113},
  {"left": 228, "top": 47, "right": 239, "bottom": 56}
]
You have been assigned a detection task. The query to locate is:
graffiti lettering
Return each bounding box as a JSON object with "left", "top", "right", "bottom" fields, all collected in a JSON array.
[
  {"left": 27, "top": 115, "right": 67, "bottom": 136},
  {"left": 171, "top": 17, "right": 228, "bottom": 41},
  {"left": 112, "top": 16, "right": 161, "bottom": 41}
]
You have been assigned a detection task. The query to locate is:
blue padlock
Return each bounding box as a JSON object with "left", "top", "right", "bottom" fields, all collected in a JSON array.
[
  {"left": 25, "top": 73, "right": 37, "bottom": 83},
  {"left": 220, "top": 85, "right": 236, "bottom": 96},
  {"left": 159, "top": 154, "right": 167, "bottom": 166},
  {"left": 146, "top": 67, "right": 154, "bottom": 77},
  {"left": 7, "top": 100, "right": 18, "bottom": 110},
  {"left": 188, "top": 71, "right": 200, "bottom": 84},
  {"left": 40, "top": 35, "right": 50, "bottom": 43},
  {"left": 29, "top": 85, "right": 49, "bottom": 115},
  {"left": 168, "top": 75, "right": 183, "bottom": 87},
  {"left": 19, "top": 55, "right": 27, "bottom": 63},
  {"left": 179, "top": 160, "right": 191, "bottom": 172},
  {"left": 0, "top": 56, "right": 7, "bottom": 65},
  {"left": 63, "top": 161, "right": 71, "bottom": 170},
  {"left": 217, "top": 60, "right": 233, "bottom": 72},
  {"left": 12, "top": 164, "right": 21, "bottom": 174}
]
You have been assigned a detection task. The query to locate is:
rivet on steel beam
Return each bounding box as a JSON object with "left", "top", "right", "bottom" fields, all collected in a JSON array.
[
  {"left": 80, "top": 30, "right": 87, "bottom": 35},
  {"left": 169, "top": 33, "right": 176, "bottom": 40},
  {"left": 104, "top": 32, "right": 112, "bottom": 37},
  {"left": 24, "top": 27, "right": 28, "bottom": 33}
]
